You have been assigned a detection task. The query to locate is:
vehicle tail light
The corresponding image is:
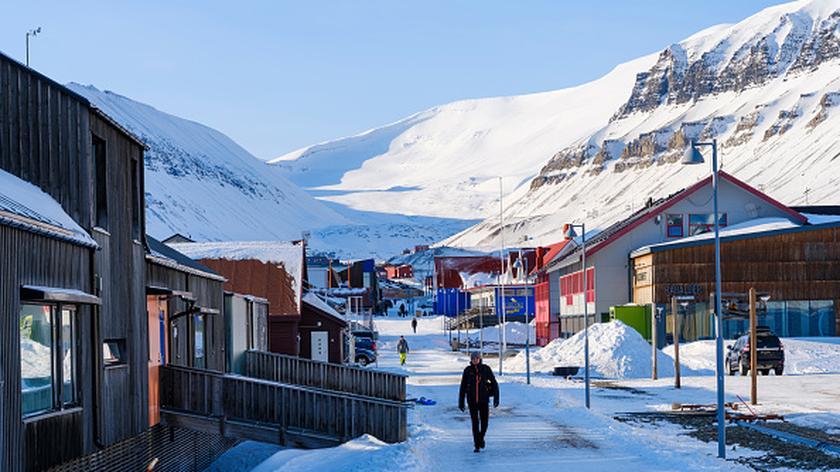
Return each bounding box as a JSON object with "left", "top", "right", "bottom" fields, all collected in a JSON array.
[{"left": 372, "top": 342, "right": 377, "bottom": 351}]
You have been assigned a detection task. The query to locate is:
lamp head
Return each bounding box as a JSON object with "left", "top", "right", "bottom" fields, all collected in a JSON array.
[
  {"left": 564, "top": 224, "right": 578, "bottom": 239},
  {"left": 681, "top": 142, "right": 705, "bottom": 166}
]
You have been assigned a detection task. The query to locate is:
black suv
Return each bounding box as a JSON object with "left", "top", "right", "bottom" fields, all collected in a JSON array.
[
  {"left": 354, "top": 335, "right": 377, "bottom": 366},
  {"left": 726, "top": 327, "right": 784, "bottom": 376}
]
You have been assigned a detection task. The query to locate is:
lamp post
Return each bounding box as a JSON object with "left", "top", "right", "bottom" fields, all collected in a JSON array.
[
  {"left": 513, "top": 255, "right": 531, "bottom": 384},
  {"left": 564, "top": 223, "right": 589, "bottom": 408},
  {"left": 498, "top": 176, "right": 507, "bottom": 375},
  {"left": 682, "top": 139, "right": 726, "bottom": 459},
  {"left": 26, "top": 27, "right": 42, "bottom": 67}
]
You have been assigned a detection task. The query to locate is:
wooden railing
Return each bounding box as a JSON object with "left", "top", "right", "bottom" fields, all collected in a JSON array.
[
  {"left": 159, "top": 365, "right": 408, "bottom": 444},
  {"left": 244, "top": 350, "right": 406, "bottom": 402}
]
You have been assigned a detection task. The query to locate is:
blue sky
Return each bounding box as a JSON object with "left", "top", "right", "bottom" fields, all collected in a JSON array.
[{"left": 1, "top": 1, "right": 786, "bottom": 159}]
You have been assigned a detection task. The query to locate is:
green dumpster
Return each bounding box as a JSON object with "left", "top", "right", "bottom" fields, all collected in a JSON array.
[{"left": 610, "top": 304, "right": 651, "bottom": 341}]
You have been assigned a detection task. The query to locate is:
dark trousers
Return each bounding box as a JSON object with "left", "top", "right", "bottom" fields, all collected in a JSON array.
[{"left": 468, "top": 402, "right": 489, "bottom": 448}]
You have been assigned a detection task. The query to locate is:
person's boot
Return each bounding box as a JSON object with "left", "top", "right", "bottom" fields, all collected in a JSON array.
[
  {"left": 480, "top": 438, "right": 486, "bottom": 449},
  {"left": 473, "top": 446, "right": 480, "bottom": 453}
]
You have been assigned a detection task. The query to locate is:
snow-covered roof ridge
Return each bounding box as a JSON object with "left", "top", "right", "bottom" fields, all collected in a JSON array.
[
  {"left": 169, "top": 240, "right": 304, "bottom": 297},
  {"left": 0, "top": 169, "right": 96, "bottom": 248},
  {"left": 302, "top": 291, "right": 346, "bottom": 323}
]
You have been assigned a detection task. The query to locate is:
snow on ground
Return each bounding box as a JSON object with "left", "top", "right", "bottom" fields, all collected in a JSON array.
[
  {"left": 506, "top": 320, "right": 696, "bottom": 379},
  {"left": 663, "top": 337, "right": 840, "bottom": 375}
]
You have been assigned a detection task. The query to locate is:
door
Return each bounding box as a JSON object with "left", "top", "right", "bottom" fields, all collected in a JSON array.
[
  {"left": 311, "top": 331, "right": 329, "bottom": 363},
  {"left": 147, "top": 296, "right": 168, "bottom": 427}
]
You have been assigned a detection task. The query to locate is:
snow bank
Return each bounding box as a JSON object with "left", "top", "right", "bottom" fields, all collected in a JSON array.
[
  {"left": 668, "top": 337, "right": 840, "bottom": 375},
  {"left": 466, "top": 321, "right": 535, "bottom": 345},
  {"left": 507, "top": 320, "right": 681, "bottom": 379}
]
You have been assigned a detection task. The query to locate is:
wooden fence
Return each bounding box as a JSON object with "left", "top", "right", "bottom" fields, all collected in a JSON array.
[
  {"left": 244, "top": 350, "right": 406, "bottom": 402},
  {"left": 160, "top": 365, "right": 408, "bottom": 444}
]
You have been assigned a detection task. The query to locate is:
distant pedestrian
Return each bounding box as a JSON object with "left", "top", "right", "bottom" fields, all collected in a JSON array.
[
  {"left": 412, "top": 317, "right": 418, "bottom": 334},
  {"left": 458, "top": 351, "right": 499, "bottom": 453},
  {"left": 397, "top": 336, "right": 410, "bottom": 365},
  {"left": 399, "top": 303, "right": 407, "bottom": 317}
]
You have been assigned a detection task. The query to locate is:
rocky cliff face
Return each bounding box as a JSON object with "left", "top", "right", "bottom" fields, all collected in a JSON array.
[{"left": 445, "top": 0, "right": 840, "bottom": 250}]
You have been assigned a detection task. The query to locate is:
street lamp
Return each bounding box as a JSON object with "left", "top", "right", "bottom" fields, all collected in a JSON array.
[
  {"left": 564, "top": 223, "right": 590, "bottom": 409},
  {"left": 513, "top": 255, "right": 531, "bottom": 384},
  {"left": 682, "top": 139, "right": 726, "bottom": 458},
  {"left": 25, "top": 27, "right": 41, "bottom": 67}
]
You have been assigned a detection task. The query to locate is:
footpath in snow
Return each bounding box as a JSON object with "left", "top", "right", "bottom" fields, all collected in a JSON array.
[{"left": 208, "top": 316, "right": 757, "bottom": 471}]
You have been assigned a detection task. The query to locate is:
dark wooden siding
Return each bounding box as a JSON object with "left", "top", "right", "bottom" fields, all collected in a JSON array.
[
  {"left": 146, "top": 261, "right": 226, "bottom": 372},
  {"left": 0, "top": 55, "right": 92, "bottom": 227},
  {"left": 299, "top": 303, "right": 346, "bottom": 364},
  {"left": 0, "top": 226, "right": 95, "bottom": 472}
]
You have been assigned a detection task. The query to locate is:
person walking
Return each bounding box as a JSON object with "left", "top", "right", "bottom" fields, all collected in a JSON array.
[
  {"left": 411, "top": 317, "right": 418, "bottom": 334},
  {"left": 458, "top": 351, "right": 499, "bottom": 453},
  {"left": 397, "top": 335, "right": 410, "bottom": 366}
]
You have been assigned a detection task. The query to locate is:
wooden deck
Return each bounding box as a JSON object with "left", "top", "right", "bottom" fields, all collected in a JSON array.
[
  {"left": 159, "top": 364, "right": 408, "bottom": 447},
  {"left": 244, "top": 350, "right": 406, "bottom": 402}
]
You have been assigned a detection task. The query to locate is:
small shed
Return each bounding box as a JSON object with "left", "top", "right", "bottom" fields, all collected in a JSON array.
[{"left": 299, "top": 292, "right": 348, "bottom": 364}]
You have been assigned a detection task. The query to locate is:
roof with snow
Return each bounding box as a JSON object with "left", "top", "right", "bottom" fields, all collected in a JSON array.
[
  {"left": 548, "top": 171, "right": 807, "bottom": 271},
  {"left": 168, "top": 240, "right": 305, "bottom": 299},
  {"left": 146, "top": 236, "right": 225, "bottom": 281},
  {"left": 0, "top": 169, "right": 97, "bottom": 248},
  {"left": 631, "top": 217, "right": 840, "bottom": 257},
  {"left": 302, "top": 291, "right": 347, "bottom": 324}
]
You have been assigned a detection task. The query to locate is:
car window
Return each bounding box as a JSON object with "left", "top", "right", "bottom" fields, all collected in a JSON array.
[{"left": 756, "top": 336, "right": 781, "bottom": 348}]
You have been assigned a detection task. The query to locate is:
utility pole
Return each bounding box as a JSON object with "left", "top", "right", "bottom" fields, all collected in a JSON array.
[
  {"left": 652, "top": 304, "right": 660, "bottom": 380},
  {"left": 498, "top": 176, "right": 507, "bottom": 375},
  {"left": 25, "top": 27, "right": 42, "bottom": 67},
  {"left": 749, "top": 288, "right": 758, "bottom": 405},
  {"left": 672, "top": 297, "right": 681, "bottom": 389}
]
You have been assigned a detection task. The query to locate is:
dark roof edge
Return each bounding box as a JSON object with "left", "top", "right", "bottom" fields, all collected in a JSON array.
[{"left": 0, "top": 214, "right": 98, "bottom": 249}]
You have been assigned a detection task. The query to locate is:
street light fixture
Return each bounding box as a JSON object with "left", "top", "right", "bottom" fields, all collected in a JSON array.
[
  {"left": 564, "top": 223, "right": 590, "bottom": 409},
  {"left": 682, "top": 139, "right": 726, "bottom": 459},
  {"left": 25, "top": 27, "right": 42, "bottom": 67},
  {"left": 513, "top": 255, "right": 531, "bottom": 384}
]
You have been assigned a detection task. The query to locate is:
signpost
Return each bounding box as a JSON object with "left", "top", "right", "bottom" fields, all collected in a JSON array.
[
  {"left": 652, "top": 305, "right": 663, "bottom": 380},
  {"left": 672, "top": 295, "right": 694, "bottom": 389},
  {"left": 750, "top": 288, "right": 757, "bottom": 405}
]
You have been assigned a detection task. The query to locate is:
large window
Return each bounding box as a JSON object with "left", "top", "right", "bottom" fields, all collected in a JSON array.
[
  {"left": 92, "top": 134, "right": 108, "bottom": 229},
  {"left": 688, "top": 213, "right": 727, "bottom": 236},
  {"left": 666, "top": 214, "right": 684, "bottom": 238},
  {"left": 20, "top": 304, "right": 78, "bottom": 417}
]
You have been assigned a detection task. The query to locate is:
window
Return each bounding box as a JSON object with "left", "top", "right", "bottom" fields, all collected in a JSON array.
[
  {"left": 130, "top": 158, "right": 141, "bottom": 240},
  {"left": 92, "top": 135, "right": 108, "bottom": 229},
  {"left": 194, "top": 315, "right": 205, "bottom": 369},
  {"left": 103, "top": 339, "right": 127, "bottom": 367},
  {"left": 20, "top": 303, "right": 78, "bottom": 417},
  {"left": 688, "top": 213, "right": 728, "bottom": 236},
  {"left": 666, "top": 214, "right": 684, "bottom": 238}
]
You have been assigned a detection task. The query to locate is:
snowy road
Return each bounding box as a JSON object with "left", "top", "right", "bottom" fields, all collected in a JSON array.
[{"left": 209, "top": 317, "right": 755, "bottom": 471}]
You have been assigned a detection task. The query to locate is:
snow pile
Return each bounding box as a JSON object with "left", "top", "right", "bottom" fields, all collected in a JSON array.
[
  {"left": 507, "top": 320, "right": 679, "bottom": 379},
  {"left": 467, "top": 321, "right": 535, "bottom": 345},
  {"left": 668, "top": 337, "right": 840, "bottom": 375}
]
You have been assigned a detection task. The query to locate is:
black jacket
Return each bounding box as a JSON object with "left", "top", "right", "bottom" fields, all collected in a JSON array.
[{"left": 458, "top": 362, "right": 499, "bottom": 409}]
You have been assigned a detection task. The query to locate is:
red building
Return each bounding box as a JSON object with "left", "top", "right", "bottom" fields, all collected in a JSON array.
[
  {"left": 384, "top": 263, "right": 414, "bottom": 279},
  {"left": 531, "top": 241, "right": 571, "bottom": 346},
  {"left": 434, "top": 255, "right": 502, "bottom": 288}
]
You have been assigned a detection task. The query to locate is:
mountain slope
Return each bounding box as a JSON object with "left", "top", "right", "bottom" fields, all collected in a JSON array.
[
  {"left": 270, "top": 54, "right": 658, "bottom": 219},
  {"left": 448, "top": 0, "right": 840, "bottom": 249},
  {"left": 69, "top": 83, "right": 350, "bottom": 242}
]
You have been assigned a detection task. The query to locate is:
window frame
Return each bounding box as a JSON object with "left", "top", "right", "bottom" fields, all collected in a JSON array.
[
  {"left": 20, "top": 302, "right": 80, "bottom": 418},
  {"left": 665, "top": 213, "right": 684, "bottom": 238},
  {"left": 688, "top": 212, "right": 728, "bottom": 236},
  {"left": 92, "top": 134, "right": 109, "bottom": 230}
]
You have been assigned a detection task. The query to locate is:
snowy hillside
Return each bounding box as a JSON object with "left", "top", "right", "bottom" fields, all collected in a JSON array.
[
  {"left": 272, "top": 0, "right": 840, "bottom": 252},
  {"left": 69, "top": 84, "right": 474, "bottom": 260},
  {"left": 270, "top": 54, "right": 657, "bottom": 219},
  {"left": 448, "top": 0, "right": 840, "bottom": 248},
  {"left": 69, "top": 84, "right": 349, "bottom": 241}
]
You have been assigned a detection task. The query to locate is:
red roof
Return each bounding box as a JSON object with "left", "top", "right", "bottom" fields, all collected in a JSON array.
[
  {"left": 530, "top": 240, "right": 571, "bottom": 275},
  {"left": 552, "top": 171, "right": 807, "bottom": 266}
]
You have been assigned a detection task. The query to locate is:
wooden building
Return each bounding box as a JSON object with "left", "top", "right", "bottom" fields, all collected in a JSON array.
[
  {"left": 169, "top": 241, "right": 306, "bottom": 356},
  {"left": 0, "top": 51, "right": 149, "bottom": 471},
  {"left": 631, "top": 220, "right": 840, "bottom": 341},
  {"left": 299, "top": 293, "right": 348, "bottom": 364}
]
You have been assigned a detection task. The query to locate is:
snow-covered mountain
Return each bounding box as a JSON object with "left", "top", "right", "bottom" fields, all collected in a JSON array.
[
  {"left": 69, "top": 84, "right": 474, "bottom": 260},
  {"left": 69, "top": 83, "right": 349, "bottom": 241},
  {"left": 273, "top": 0, "right": 840, "bottom": 251},
  {"left": 448, "top": 0, "right": 840, "bottom": 249}
]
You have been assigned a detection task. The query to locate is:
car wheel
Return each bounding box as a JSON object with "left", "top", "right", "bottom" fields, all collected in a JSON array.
[
  {"left": 774, "top": 366, "right": 783, "bottom": 376},
  {"left": 759, "top": 369, "right": 770, "bottom": 376},
  {"left": 739, "top": 363, "right": 748, "bottom": 376},
  {"left": 356, "top": 356, "right": 368, "bottom": 366}
]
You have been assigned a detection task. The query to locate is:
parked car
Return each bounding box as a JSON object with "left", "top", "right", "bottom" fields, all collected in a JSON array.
[
  {"left": 725, "top": 327, "right": 784, "bottom": 376},
  {"left": 354, "top": 335, "right": 378, "bottom": 366}
]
